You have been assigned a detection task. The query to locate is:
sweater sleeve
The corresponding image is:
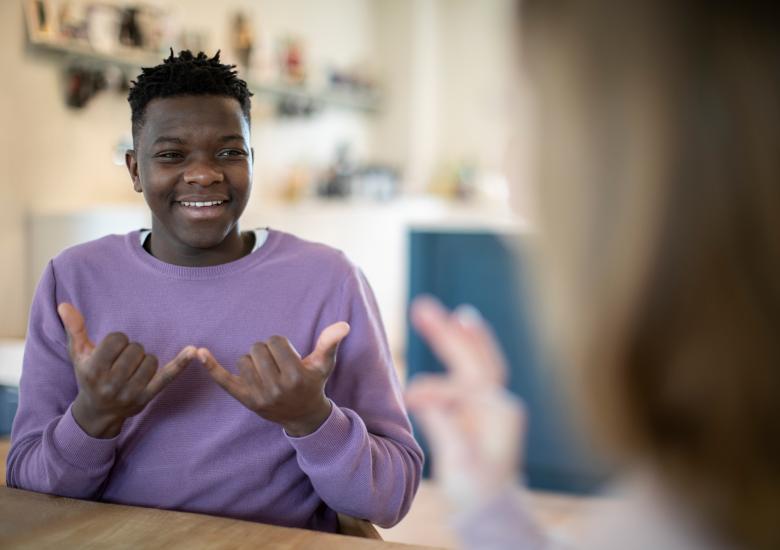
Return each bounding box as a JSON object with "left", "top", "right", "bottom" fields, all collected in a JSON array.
[
  {"left": 6, "top": 260, "right": 119, "bottom": 497},
  {"left": 285, "top": 264, "right": 423, "bottom": 528}
]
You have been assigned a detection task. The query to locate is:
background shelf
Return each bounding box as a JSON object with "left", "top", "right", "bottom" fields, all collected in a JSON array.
[{"left": 27, "top": 36, "right": 381, "bottom": 113}]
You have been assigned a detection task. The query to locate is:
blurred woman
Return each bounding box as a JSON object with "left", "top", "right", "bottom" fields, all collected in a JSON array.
[{"left": 406, "top": 1, "right": 780, "bottom": 549}]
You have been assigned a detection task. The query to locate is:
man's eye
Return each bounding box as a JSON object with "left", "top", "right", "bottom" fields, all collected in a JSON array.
[
  {"left": 218, "top": 149, "right": 247, "bottom": 158},
  {"left": 154, "top": 151, "right": 183, "bottom": 160}
]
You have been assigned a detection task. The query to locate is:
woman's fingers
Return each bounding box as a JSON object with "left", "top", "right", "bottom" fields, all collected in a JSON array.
[
  {"left": 411, "top": 295, "right": 507, "bottom": 388},
  {"left": 411, "top": 296, "right": 479, "bottom": 382},
  {"left": 452, "top": 304, "right": 508, "bottom": 386},
  {"left": 406, "top": 374, "right": 463, "bottom": 410}
]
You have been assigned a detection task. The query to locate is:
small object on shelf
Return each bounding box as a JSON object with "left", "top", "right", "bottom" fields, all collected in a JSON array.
[
  {"left": 136, "top": 6, "right": 170, "bottom": 52},
  {"left": 231, "top": 11, "right": 254, "bottom": 69},
  {"left": 352, "top": 165, "right": 399, "bottom": 202},
  {"left": 57, "top": 1, "right": 88, "bottom": 40},
  {"left": 278, "top": 35, "right": 306, "bottom": 86},
  {"left": 275, "top": 94, "right": 317, "bottom": 118},
  {"left": 118, "top": 7, "right": 143, "bottom": 48},
  {"left": 64, "top": 64, "right": 107, "bottom": 108},
  {"left": 318, "top": 143, "right": 354, "bottom": 198},
  {"left": 279, "top": 166, "right": 313, "bottom": 203},
  {"left": 327, "top": 63, "right": 377, "bottom": 95},
  {"left": 428, "top": 161, "right": 478, "bottom": 200},
  {"left": 86, "top": 3, "right": 121, "bottom": 54},
  {"left": 24, "top": 0, "right": 56, "bottom": 41}
]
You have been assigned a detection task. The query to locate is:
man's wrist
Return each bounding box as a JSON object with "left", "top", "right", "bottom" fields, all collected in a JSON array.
[
  {"left": 72, "top": 397, "right": 124, "bottom": 439},
  {"left": 283, "top": 398, "right": 333, "bottom": 437}
]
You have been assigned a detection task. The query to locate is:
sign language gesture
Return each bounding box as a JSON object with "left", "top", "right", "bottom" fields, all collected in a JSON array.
[
  {"left": 198, "top": 322, "right": 351, "bottom": 437},
  {"left": 58, "top": 303, "right": 196, "bottom": 439},
  {"left": 405, "top": 296, "right": 525, "bottom": 507}
]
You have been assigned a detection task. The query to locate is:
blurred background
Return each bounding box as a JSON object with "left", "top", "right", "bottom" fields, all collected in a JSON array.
[
  {"left": 1, "top": 0, "right": 522, "bottom": 344},
  {"left": 0, "top": 1, "right": 605, "bottom": 546}
]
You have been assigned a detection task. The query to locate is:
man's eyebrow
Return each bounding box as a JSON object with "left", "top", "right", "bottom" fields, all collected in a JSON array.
[
  {"left": 153, "top": 136, "right": 185, "bottom": 146},
  {"left": 218, "top": 135, "right": 248, "bottom": 143},
  {"left": 151, "top": 135, "right": 247, "bottom": 146}
]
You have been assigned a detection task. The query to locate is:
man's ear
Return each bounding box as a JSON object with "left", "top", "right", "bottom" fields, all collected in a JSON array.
[
  {"left": 250, "top": 147, "right": 255, "bottom": 166},
  {"left": 125, "top": 149, "right": 142, "bottom": 193}
]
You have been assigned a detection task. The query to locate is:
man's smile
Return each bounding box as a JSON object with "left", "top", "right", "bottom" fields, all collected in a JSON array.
[
  {"left": 174, "top": 199, "right": 230, "bottom": 220},
  {"left": 176, "top": 199, "right": 227, "bottom": 207}
]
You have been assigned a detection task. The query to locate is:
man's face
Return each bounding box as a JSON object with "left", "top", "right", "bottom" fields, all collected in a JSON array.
[{"left": 126, "top": 95, "right": 252, "bottom": 260}]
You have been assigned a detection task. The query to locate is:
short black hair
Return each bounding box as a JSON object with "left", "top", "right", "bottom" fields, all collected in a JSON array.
[{"left": 127, "top": 50, "right": 253, "bottom": 143}]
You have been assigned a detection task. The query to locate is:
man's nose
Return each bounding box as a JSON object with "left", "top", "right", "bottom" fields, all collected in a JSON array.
[{"left": 183, "top": 159, "right": 224, "bottom": 186}]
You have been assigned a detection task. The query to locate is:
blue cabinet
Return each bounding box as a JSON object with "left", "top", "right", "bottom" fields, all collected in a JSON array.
[
  {"left": 406, "top": 230, "right": 609, "bottom": 494},
  {"left": 0, "top": 386, "right": 19, "bottom": 437}
]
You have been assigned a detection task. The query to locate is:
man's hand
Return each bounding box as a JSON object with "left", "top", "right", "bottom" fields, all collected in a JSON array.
[
  {"left": 199, "top": 322, "right": 350, "bottom": 437},
  {"left": 58, "top": 303, "right": 196, "bottom": 439}
]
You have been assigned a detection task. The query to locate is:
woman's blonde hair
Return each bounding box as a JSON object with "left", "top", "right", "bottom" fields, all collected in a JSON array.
[{"left": 521, "top": 1, "right": 780, "bottom": 548}]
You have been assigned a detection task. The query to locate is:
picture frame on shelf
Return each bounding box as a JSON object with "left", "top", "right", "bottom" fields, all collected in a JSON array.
[{"left": 24, "top": 0, "right": 58, "bottom": 42}]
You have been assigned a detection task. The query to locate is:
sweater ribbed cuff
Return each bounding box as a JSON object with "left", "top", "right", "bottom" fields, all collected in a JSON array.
[
  {"left": 51, "top": 405, "right": 119, "bottom": 471},
  {"left": 284, "top": 402, "right": 359, "bottom": 462}
]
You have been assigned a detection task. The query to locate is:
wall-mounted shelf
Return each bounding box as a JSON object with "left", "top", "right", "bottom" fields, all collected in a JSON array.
[
  {"left": 27, "top": 36, "right": 381, "bottom": 114},
  {"left": 28, "top": 35, "right": 162, "bottom": 72},
  {"left": 249, "top": 80, "right": 381, "bottom": 113}
]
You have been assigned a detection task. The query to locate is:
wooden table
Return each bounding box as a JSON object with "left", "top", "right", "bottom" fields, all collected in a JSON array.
[
  {"left": 0, "top": 438, "right": 8, "bottom": 485},
  {"left": 0, "top": 486, "right": 437, "bottom": 549}
]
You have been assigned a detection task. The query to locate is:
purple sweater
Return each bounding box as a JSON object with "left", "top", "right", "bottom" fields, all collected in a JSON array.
[{"left": 7, "top": 229, "right": 423, "bottom": 531}]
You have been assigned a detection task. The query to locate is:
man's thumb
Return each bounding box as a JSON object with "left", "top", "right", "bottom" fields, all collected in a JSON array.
[
  {"left": 57, "top": 303, "right": 95, "bottom": 362},
  {"left": 303, "top": 322, "right": 350, "bottom": 375}
]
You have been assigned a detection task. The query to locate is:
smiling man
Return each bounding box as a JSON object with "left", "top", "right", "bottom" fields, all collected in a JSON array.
[{"left": 7, "top": 51, "right": 422, "bottom": 532}]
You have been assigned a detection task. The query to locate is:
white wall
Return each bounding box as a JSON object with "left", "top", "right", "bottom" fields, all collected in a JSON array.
[
  {"left": 435, "top": 0, "right": 516, "bottom": 173},
  {"left": 373, "top": 0, "right": 440, "bottom": 192},
  {"left": 374, "top": 0, "right": 517, "bottom": 186}
]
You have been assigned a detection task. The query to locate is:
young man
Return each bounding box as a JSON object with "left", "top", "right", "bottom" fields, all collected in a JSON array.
[{"left": 7, "top": 50, "right": 422, "bottom": 532}]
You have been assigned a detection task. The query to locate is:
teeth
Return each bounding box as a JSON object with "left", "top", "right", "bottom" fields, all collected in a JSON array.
[{"left": 180, "top": 200, "right": 224, "bottom": 207}]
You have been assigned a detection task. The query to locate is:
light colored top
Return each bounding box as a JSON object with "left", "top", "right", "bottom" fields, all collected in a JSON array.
[{"left": 454, "top": 473, "right": 733, "bottom": 550}]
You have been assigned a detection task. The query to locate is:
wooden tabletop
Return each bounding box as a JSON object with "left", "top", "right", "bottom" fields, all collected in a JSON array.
[
  {"left": 0, "top": 486, "right": 437, "bottom": 550},
  {"left": 0, "top": 438, "right": 8, "bottom": 485}
]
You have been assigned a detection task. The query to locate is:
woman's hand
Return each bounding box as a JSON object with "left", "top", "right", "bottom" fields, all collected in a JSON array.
[
  {"left": 406, "top": 296, "right": 526, "bottom": 509},
  {"left": 198, "top": 322, "right": 350, "bottom": 437},
  {"left": 58, "top": 303, "right": 196, "bottom": 439}
]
